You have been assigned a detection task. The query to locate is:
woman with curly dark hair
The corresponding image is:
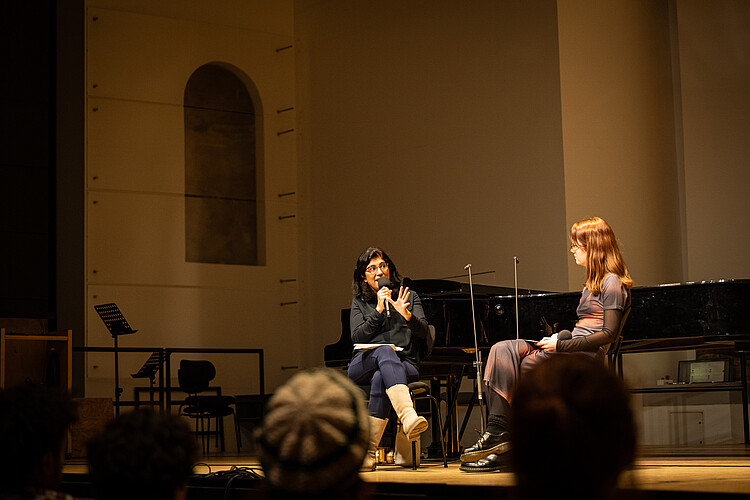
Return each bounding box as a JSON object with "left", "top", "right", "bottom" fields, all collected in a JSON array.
[{"left": 347, "top": 247, "right": 429, "bottom": 471}]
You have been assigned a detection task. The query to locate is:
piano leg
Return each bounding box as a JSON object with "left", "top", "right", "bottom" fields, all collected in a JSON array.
[
  {"left": 458, "top": 385, "right": 477, "bottom": 443},
  {"left": 445, "top": 370, "right": 465, "bottom": 456},
  {"left": 426, "top": 373, "right": 462, "bottom": 458},
  {"left": 426, "top": 378, "right": 442, "bottom": 458}
]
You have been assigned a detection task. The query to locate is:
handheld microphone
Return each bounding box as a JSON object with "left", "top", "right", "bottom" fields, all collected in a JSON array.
[
  {"left": 376, "top": 276, "right": 392, "bottom": 317},
  {"left": 557, "top": 330, "right": 572, "bottom": 341}
]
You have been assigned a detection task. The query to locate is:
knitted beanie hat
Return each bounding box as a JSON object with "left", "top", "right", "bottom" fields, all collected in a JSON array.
[{"left": 258, "top": 368, "right": 370, "bottom": 494}]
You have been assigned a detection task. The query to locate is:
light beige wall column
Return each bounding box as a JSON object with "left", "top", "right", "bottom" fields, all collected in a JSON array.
[
  {"left": 675, "top": 0, "right": 750, "bottom": 281},
  {"left": 557, "top": 0, "right": 683, "bottom": 288}
]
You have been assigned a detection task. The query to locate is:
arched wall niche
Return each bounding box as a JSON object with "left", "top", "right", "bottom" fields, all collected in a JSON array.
[{"left": 184, "top": 62, "right": 265, "bottom": 266}]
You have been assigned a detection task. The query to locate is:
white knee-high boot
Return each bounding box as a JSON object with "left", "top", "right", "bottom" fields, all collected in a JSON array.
[
  {"left": 385, "top": 384, "right": 428, "bottom": 440},
  {"left": 361, "top": 416, "right": 388, "bottom": 471}
]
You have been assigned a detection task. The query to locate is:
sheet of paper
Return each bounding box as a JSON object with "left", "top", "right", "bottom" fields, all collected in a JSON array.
[{"left": 353, "top": 343, "right": 403, "bottom": 351}]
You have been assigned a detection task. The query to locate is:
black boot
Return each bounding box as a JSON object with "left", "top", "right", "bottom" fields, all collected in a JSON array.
[
  {"left": 460, "top": 453, "right": 510, "bottom": 472},
  {"left": 459, "top": 431, "right": 511, "bottom": 462}
]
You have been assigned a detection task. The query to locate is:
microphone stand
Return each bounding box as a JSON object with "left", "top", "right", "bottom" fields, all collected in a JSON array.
[{"left": 465, "top": 264, "right": 486, "bottom": 433}]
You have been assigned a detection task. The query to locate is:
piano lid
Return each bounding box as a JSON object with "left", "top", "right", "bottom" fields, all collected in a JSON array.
[
  {"left": 406, "top": 278, "right": 549, "bottom": 298},
  {"left": 623, "top": 278, "right": 750, "bottom": 339}
]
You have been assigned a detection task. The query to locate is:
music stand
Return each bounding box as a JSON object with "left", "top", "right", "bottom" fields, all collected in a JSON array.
[
  {"left": 95, "top": 303, "right": 138, "bottom": 416},
  {"left": 131, "top": 351, "right": 164, "bottom": 410}
]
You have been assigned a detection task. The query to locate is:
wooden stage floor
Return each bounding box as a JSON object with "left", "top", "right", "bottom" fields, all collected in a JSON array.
[{"left": 62, "top": 445, "right": 750, "bottom": 498}]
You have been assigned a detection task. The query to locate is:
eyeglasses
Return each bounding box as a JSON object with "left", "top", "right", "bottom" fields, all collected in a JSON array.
[
  {"left": 570, "top": 243, "right": 586, "bottom": 251},
  {"left": 365, "top": 262, "right": 389, "bottom": 274}
]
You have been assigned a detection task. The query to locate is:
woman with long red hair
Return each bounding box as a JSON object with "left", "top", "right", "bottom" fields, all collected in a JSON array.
[{"left": 460, "top": 217, "right": 633, "bottom": 472}]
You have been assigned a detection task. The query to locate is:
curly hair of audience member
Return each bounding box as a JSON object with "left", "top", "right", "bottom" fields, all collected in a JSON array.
[{"left": 86, "top": 408, "right": 199, "bottom": 500}]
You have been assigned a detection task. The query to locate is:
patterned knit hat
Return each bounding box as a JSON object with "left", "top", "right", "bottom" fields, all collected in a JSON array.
[{"left": 257, "top": 368, "right": 370, "bottom": 494}]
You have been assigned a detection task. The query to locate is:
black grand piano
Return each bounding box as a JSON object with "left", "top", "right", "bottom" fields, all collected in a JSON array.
[{"left": 325, "top": 278, "right": 750, "bottom": 450}]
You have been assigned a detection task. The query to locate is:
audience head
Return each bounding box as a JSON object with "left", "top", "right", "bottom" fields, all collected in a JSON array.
[
  {"left": 352, "top": 246, "right": 402, "bottom": 301},
  {"left": 258, "top": 368, "right": 370, "bottom": 499},
  {"left": 86, "top": 408, "right": 198, "bottom": 500},
  {"left": 0, "top": 384, "right": 78, "bottom": 497},
  {"left": 510, "top": 355, "right": 636, "bottom": 500}
]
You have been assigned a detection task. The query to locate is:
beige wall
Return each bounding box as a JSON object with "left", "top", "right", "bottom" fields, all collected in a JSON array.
[
  {"left": 76, "top": 0, "right": 750, "bottom": 393},
  {"left": 557, "top": 0, "right": 684, "bottom": 290},
  {"left": 295, "top": 0, "right": 570, "bottom": 367},
  {"left": 297, "top": 0, "right": 750, "bottom": 368},
  {"left": 84, "top": 0, "right": 297, "bottom": 398},
  {"left": 676, "top": 0, "right": 750, "bottom": 281}
]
